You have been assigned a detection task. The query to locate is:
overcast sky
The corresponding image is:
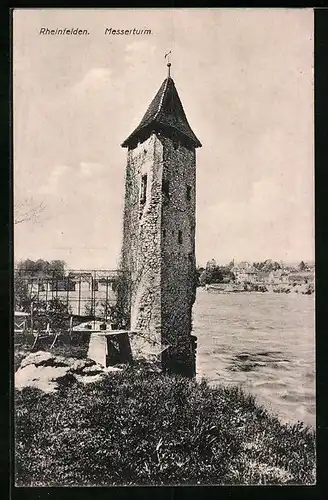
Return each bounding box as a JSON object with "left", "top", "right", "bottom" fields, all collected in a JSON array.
[{"left": 13, "top": 8, "right": 314, "bottom": 269}]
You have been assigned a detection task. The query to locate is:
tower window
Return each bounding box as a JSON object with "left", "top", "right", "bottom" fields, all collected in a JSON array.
[
  {"left": 162, "top": 179, "right": 170, "bottom": 201},
  {"left": 163, "top": 229, "right": 166, "bottom": 239},
  {"left": 140, "top": 174, "right": 147, "bottom": 204},
  {"left": 178, "top": 230, "right": 183, "bottom": 244},
  {"left": 186, "top": 185, "right": 192, "bottom": 201}
]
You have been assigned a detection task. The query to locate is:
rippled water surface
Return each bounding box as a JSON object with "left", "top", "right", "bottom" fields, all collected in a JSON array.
[{"left": 192, "top": 288, "right": 315, "bottom": 427}]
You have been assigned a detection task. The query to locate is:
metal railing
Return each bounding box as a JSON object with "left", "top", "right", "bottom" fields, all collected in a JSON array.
[{"left": 14, "top": 268, "right": 127, "bottom": 317}]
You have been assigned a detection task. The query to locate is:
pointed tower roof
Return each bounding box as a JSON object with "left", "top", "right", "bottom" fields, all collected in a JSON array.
[{"left": 121, "top": 76, "right": 202, "bottom": 149}]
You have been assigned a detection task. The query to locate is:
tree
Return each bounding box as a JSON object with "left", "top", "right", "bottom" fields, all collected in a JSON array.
[
  {"left": 15, "top": 259, "right": 66, "bottom": 278},
  {"left": 14, "top": 276, "right": 31, "bottom": 312},
  {"left": 211, "top": 267, "right": 224, "bottom": 283},
  {"left": 14, "top": 197, "right": 45, "bottom": 225},
  {"left": 34, "top": 259, "right": 50, "bottom": 275},
  {"left": 16, "top": 259, "right": 36, "bottom": 275},
  {"left": 84, "top": 300, "right": 95, "bottom": 317},
  {"left": 195, "top": 266, "right": 205, "bottom": 286},
  {"left": 199, "top": 261, "right": 224, "bottom": 285},
  {"left": 206, "top": 259, "right": 217, "bottom": 272},
  {"left": 46, "top": 298, "right": 71, "bottom": 332},
  {"left": 199, "top": 269, "right": 209, "bottom": 286},
  {"left": 48, "top": 260, "right": 66, "bottom": 279},
  {"left": 298, "top": 261, "right": 306, "bottom": 271},
  {"left": 32, "top": 298, "right": 71, "bottom": 333},
  {"left": 219, "top": 265, "right": 235, "bottom": 282},
  {"left": 253, "top": 260, "right": 281, "bottom": 272}
]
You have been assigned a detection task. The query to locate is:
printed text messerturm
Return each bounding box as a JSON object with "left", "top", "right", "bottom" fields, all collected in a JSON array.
[{"left": 104, "top": 28, "right": 152, "bottom": 35}]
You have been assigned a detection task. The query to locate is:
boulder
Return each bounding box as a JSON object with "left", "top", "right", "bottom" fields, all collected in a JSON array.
[
  {"left": 15, "top": 364, "right": 73, "bottom": 393},
  {"left": 19, "top": 351, "right": 56, "bottom": 369},
  {"left": 75, "top": 373, "right": 106, "bottom": 385},
  {"left": 103, "top": 365, "right": 123, "bottom": 373},
  {"left": 82, "top": 364, "right": 104, "bottom": 375},
  {"left": 69, "top": 358, "right": 97, "bottom": 373},
  {"left": 15, "top": 350, "right": 123, "bottom": 392}
]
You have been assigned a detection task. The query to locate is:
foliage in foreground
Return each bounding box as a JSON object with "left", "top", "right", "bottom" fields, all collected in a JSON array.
[{"left": 15, "top": 366, "right": 316, "bottom": 486}]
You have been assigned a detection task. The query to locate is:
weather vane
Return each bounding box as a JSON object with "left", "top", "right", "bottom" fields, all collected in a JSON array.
[{"left": 165, "top": 50, "right": 172, "bottom": 77}]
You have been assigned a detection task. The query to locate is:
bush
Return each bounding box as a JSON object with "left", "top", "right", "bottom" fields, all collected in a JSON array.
[
  {"left": 15, "top": 367, "right": 316, "bottom": 486},
  {"left": 14, "top": 276, "right": 31, "bottom": 312},
  {"left": 31, "top": 298, "right": 72, "bottom": 333}
]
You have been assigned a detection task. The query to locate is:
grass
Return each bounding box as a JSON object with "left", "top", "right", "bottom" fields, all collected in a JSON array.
[{"left": 15, "top": 356, "right": 316, "bottom": 486}]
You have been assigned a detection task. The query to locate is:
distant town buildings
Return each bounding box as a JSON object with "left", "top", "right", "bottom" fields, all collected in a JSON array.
[
  {"left": 231, "top": 262, "right": 258, "bottom": 284},
  {"left": 201, "top": 259, "right": 315, "bottom": 293}
]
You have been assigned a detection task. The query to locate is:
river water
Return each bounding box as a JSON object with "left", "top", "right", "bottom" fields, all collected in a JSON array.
[{"left": 192, "top": 288, "right": 315, "bottom": 428}]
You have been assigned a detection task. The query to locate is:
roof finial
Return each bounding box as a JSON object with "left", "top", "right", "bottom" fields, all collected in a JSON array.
[{"left": 165, "top": 50, "right": 172, "bottom": 78}]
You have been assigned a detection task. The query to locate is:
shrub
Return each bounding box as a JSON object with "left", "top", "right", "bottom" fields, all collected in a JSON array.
[{"left": 14, "top": 276, "right": 31, "bottom": 312}]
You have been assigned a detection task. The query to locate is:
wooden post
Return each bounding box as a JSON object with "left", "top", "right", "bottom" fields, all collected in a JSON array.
[
  {"left": 92, "top": 272, "right": 96, "bottom": 329},
  {"left": 66, "top": 275, "right": 69, "bottom": 307},
  {"left": 45, "top": 277, "right": 48, "bottom": 306},
  {"left": 37, "top": 277, "right": 40, "bottom": 305},
  {"left": 78, "top": 276, "right": 81, "bottom": 316},
  {"left": 51, "top": 272, "right": 55, "bottom": 300},
  {"left": 105, "top": 277, "right": 109, "bottom": 323},
  {"left": 50, "top": 332, "right": 59, "bottom": 349},
  {"left": 69, "top": 316, "right": 73, "bottom": 339},
  {"left": 30, "top": 302, "right": 33, "bottom": 335}
]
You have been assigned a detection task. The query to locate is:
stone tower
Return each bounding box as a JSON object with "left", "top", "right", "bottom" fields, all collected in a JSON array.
[{"left": 120, "top": 63, "right": 201, "bottom": 377}]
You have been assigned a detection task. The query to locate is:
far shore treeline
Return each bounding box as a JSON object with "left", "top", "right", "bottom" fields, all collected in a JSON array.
[
  {"left": 14, "top": 257, "right": 315, "bottom": 291},
  {"left": 15, "top": 259, "right": 67, "bottom": 278},
  {"left": 15, "top": 258, "right": 314, "bottom": 277}
]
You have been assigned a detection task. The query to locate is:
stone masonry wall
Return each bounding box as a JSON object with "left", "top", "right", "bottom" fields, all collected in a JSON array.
[
  {"left": 160, "top": 136, "right": 196, "bottom": 375},
  {"left": 121, "top": 132, "right": 196, "bottom": 372},
  {"left": 121, "top": 134, "right": 163, "bottom": 354}
]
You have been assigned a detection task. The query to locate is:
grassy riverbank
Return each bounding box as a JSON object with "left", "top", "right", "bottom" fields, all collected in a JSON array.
[{"left": 15, "top": 361, "right": 315, "bottom": 486}]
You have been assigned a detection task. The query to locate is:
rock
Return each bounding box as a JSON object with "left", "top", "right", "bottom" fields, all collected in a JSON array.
[
  {"left": 70, "top": 358, "right": 96, "bottom": 373},
  {"left": 103, "top": 365, "right": 123, "bottom": 373},
  {"left": 82, "top": 364, "right": 103, "bottom": 375},
  {"left": 19, "top": 351, "right": 55, "bottom": 369},
  {"left": 15, "top": 350, "right": 122, "bottom": 392},
  {"left": 15, "top": 364, "right": 74, "bottom": 393},
  {"left": 75, "top": 373, "right": 106, "bottom": 385},
  {"left": 53, "top": 355, "right": 72, "bottom": 367}
]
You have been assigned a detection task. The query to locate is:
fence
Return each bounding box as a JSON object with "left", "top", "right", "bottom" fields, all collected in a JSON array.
[
  {"left": 14, "top": 268, "right": 132, "bottom": 348},
  {"left": 14, "top": 268, "right": 127, "bottom": 318}
]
